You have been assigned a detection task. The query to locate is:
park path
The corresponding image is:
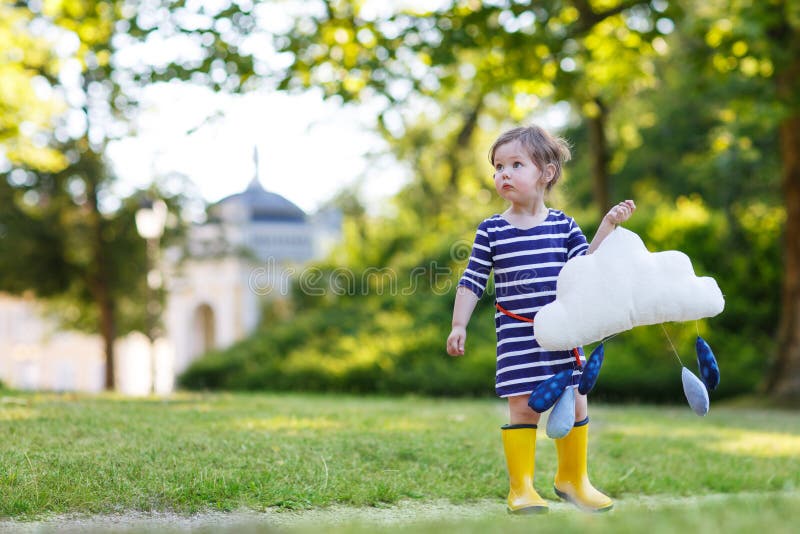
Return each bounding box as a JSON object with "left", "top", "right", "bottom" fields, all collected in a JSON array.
[{"left": 1, "top": 492, "right": 796, "bottom": 533}]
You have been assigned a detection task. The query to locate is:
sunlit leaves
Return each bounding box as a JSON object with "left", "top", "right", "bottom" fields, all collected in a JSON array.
[
  {"left": 0, "top": 3, "right": 68, "bottom": 172},
  {"left": 272, "top": 0, "right": 671, "bottom": 219}
]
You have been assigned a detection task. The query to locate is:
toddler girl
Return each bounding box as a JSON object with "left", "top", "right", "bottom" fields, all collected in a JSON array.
[{"left": 446, "top": 125, "right": 635, "bottom": 514}]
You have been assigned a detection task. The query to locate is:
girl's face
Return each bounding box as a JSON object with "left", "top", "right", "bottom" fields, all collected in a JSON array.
[{"left": 492, "top": 140, "right": 553, "bottom": 205}]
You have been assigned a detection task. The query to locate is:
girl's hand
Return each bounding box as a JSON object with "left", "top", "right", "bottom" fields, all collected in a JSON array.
[
  {"left": 447, "top": 326, "right": 467, "bottom": 356},
  {"left": 604, "top": 199, "right": 636, "bottom": 226}
]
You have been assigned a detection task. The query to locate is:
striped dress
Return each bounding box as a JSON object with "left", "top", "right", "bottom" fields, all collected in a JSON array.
[{"left": 458, "top": 209, "right": 589, "bottom": 398}]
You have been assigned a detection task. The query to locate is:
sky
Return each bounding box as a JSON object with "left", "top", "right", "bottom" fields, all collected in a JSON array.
[{"left": 107, "top": 83, "right": 408, "bottom": 215}]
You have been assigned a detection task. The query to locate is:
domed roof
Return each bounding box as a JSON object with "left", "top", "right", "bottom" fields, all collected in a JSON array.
[{"left": 215, "top": 178, "right": 306, "bottom": 223}]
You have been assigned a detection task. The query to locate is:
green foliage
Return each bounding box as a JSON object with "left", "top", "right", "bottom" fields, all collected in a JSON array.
[
  {"left": 275, "top": 0, "right": 667, "bottom": 105},
  {"left": 177, "top": 2, "right": 786, "bottom": 401}
]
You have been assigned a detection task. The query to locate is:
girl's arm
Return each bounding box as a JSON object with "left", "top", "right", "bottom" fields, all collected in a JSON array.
[
  {"left": 447, "top": 286, "right": 480, "bottom": 356},
  {"left": 587, "top": 199, "right": 636, "bottom": 254},
  {"left": 448, "top": 221, "right": 492, "bottom": 356}
]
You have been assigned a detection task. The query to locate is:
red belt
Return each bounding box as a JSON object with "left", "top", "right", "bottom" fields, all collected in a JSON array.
[{"left": 495, "top": 302, "right": 583, "bottom": 368}]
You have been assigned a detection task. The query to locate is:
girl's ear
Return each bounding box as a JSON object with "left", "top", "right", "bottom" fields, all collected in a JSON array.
[{"left": 543, "top": 163, "right": 557, "bottom": 183}]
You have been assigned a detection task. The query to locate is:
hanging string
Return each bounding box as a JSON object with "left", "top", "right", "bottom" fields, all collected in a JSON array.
[
  {"left": 601, "top": 331, "right": 622, "bottom": 345},
  {"left": 661, "top": 324, "right": 684, "bottom": 367}
]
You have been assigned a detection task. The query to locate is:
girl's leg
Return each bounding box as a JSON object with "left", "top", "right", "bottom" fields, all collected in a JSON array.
[
  {"left": 501, "top": 394, "right": 547, "bottom": 513},
  {"left": 508, "top": 394, "right": 542, "bottom": 425},
  {"left": 574, "top": 391, "right": 588, "bottom": 421},
  {"left": 553, "top": 390, "right": 612, "bottom": 512}
]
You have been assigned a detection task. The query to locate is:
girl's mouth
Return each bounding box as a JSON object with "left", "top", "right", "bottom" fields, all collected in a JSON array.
[{"left": 502, "top": 184, "right": 513, "bottom": 190}]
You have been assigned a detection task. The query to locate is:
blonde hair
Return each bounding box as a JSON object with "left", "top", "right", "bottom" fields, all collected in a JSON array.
[{"left": 489, "top": 125, "right": 572, "bottom": 190}]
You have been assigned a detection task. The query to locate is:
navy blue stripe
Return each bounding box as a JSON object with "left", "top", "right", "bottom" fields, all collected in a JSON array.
[{"left": 574, "top": 417, "right": 590, "bottom": 427}]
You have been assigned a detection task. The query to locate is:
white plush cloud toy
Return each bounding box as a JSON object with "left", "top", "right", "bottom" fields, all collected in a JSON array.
[{"left": 534, "top": 227, "right": 725, "bottom": 351}]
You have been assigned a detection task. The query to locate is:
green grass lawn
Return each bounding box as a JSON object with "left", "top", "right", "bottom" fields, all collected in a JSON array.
[{"left": 1, "top": 390, "right": 799, "bottom": 529}]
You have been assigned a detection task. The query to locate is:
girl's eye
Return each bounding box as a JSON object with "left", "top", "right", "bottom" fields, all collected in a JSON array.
[
  {"left": 495, "top": 165, "right": 503, "bottom": 172},
  {"left": 513, "top": 162, "right": 522, "bottom": 168}
]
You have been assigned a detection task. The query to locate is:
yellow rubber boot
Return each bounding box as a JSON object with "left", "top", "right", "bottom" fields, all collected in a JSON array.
[
  {"left": 501, "top": 424, "right": 549, "bottom": 514},
  {"left": 553, "top": 418, "right": 613, "bottom": 512}
]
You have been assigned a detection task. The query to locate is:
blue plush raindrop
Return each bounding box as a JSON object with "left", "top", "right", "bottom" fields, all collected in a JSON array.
[
  {"left": 528, "top": 369, "right": 573, "bottom": 413},
  {"left": 547, "top": 387, "right": 575, "bottom": 439},
  {"left": 682, "top": 367, "right": 709, "bottom": 416},
  {"left": 695, "top": 336, "right": 720, "bottom": 392},
  {"left": 578, "top": 343, "right": 605, "bottom": 395}
]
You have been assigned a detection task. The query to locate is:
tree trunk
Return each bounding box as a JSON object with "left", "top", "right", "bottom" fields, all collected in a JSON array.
[
  {"left": 587, "top": 97, "right": 611, "bottom": 212},
  {"left": 767, "top": 117, "right": 800, "bottom": 401},
  {"left": 766, "top": 15, "right": 800, "bottom": 401},
  {"left": 448, "top": 94, "right": 484, "bottom": 190},
  {"left": 98, "top": 282, "right": 117, "bottom": 391},
  {"left": 86, "top": 172, "right": 117, "bottom": 391}
]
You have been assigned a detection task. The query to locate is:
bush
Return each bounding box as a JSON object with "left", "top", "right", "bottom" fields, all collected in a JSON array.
[
  {"left": 180, "top": 294, "right": 499, "bottom": 396},
  {"left": 180, "top": 197, "right": 778, "bottom": 402}
]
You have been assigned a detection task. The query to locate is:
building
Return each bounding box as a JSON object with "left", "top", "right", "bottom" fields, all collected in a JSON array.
[
  {"left": 165, "top": 173, "right": 341, "bottom": 377},
  {"left": 0, "top": 164, "right": 340, "bottom": 394}
]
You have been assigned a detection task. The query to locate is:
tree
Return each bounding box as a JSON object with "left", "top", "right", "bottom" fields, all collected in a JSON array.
[
  {"left": 265, "top": 0, "right": 800, "bottom": 401},
  {"left": 680, "top": 0, "right": 800, "bottom": 400},
  {"left": 0, "top": 0, "right": 260, "bottom": 389},
  {"left": 273, "top": 0, "right": 671, "bottom": 213}
]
